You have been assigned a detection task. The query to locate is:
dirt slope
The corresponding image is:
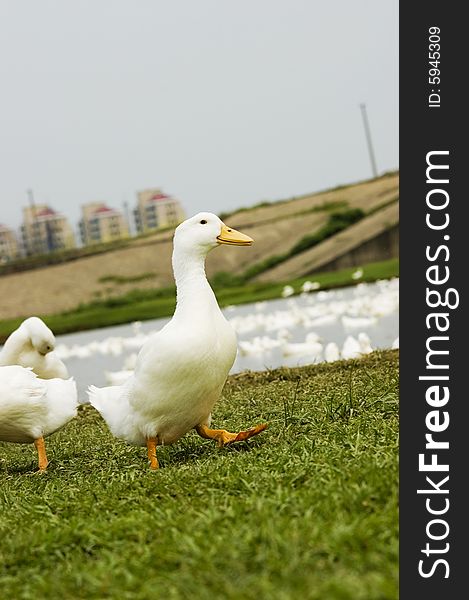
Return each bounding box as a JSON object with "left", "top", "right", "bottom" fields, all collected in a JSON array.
[{"left": 255, "top": 202, "right": 399, "bottom": 282}]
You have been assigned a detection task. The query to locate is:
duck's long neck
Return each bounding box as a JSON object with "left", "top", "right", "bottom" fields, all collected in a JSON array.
[
  {"left": 172, "top": 247, "right": 219, "bottom": 320},
  {"left": 0, "top": 327, "right": 31, "bottom": 365}
]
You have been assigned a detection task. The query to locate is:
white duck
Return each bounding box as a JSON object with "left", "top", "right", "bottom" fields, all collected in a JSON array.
[
  {"left": 0, "top": 365, "right": 78, "bottom": 471},
  {"left": 324, "top": 342, "right": 340, "bottom": 363},
  {"left": 357, "top": 332, "right": 373, "bottom": 355},
  {"left": 281, "top": 332, "right": 323, "bottom": 358},
  {"left": 341, "top": 335, "right": 362, "bottom": 360},
  {"left": 88, "top": 213, "right": 267, "bottom": 469},
  {"left": 0, "top": 317, "right": 68, "bottom": 379}
]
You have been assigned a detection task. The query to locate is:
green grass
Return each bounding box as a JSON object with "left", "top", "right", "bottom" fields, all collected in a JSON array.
[
  {"left": 0, "top": 258, "right": 399, "bottom": 342},
  {"left": 0, "top": 350, "right": 399, "bottom": 599},
  {"left": 98, "top": 272, "right": 157, "bottom": 285}
]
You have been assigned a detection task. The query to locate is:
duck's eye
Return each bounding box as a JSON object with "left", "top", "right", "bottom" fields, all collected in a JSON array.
[{"left": 200, "top": 220, "right": 207, "bottom": 225}]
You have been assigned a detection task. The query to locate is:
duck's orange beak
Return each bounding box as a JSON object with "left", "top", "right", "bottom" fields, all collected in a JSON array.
[{"left": 217, "top": 224, "right": 253, "bottom": 246}]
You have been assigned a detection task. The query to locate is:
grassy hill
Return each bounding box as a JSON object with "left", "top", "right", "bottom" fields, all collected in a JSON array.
[{"left": 0, "top": 172, "right": 398, "bottom": 322}]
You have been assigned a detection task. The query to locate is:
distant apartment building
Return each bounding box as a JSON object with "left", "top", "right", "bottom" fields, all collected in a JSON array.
[
  {"left": 133, "top": 189, "right": 186, "bottom": 234},
  {"left": 79, "top": 203, "right": 129, "bottom": 245},
  {"left": 0, "top": 224, "right": 19, "bottom": 263},
  {"left": 21, "top": 205, "right": 76, "bottom": 256}
]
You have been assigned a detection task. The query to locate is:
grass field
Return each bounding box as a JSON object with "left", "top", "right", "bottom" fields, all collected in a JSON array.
[
  {"left": 0, "top": 258, "right": 399, "bottom": 343},
  {"left": 0, "top": 350, "right": 398, "bottom": 599}
]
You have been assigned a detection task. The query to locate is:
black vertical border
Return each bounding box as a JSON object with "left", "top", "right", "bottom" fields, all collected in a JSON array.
[{"left": 400, "top": 2, "right": 466, "bottom": 597}]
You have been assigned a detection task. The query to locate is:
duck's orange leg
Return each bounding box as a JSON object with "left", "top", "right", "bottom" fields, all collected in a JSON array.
[
  {"left": 195, "top": 422, "right": 268, "bottom": 448},
  {"left": 146, "top": 437, "right": 159, "bottom": 470},
  {"left": 34, "top": 437, "right": 49, "bottom": 471}
]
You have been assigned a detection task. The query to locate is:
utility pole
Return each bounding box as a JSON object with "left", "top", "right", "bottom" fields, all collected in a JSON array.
[
  {"left": 27, "top": 188, "right": 35, "bottom": 211},
  {"left": 359, "top": 103, "right": 378, "bottom": 178}
]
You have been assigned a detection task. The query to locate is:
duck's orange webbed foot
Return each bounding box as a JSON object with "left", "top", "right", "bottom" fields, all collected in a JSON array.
[
  {"left": 195, "top": 422, "right": 268, "bottom": 448},
  {"left": 146, "top": 437, "right": 159, "bottom": 470}
]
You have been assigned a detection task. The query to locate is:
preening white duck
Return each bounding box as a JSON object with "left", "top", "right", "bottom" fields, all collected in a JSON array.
[
  {"left": 0, "top": 317, "right": 68, "bottom": 379},
  {"left": 88, "top": 213, "right": 267, "bottom": 469},
  {"left": 0, "top": 365, "right": 78, "bottom": 471}
]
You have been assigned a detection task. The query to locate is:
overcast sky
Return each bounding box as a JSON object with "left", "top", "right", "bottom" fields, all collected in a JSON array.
[{"left": 0, "top": 0, "right": 398, "bottom": 232}]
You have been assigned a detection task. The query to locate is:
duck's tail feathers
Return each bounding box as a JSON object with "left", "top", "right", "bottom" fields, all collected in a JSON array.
[
  {"left": 88, "top": 384, "right": 119, "bottom": 412},
  {"left": 88, "top": 384, "right": 129, "bottom": 435}
]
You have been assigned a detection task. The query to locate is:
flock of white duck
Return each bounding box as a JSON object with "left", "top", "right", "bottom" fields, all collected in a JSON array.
[
  {"left": 230, "top": 278, "right": 398, "bottom": 365},
  {"left": 0, "top": 212, "right": 399, "bottom": 472},
  {"left": 53, "top": 278, "right": 398, "bottom": 387}
]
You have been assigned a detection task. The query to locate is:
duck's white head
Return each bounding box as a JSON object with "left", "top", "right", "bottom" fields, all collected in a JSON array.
[
  {"left": 21, "top": 317, "right": 55, "bottom": 356},
  {"left": 173, "top": 212, "right": 253, "bottom": 256}
]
